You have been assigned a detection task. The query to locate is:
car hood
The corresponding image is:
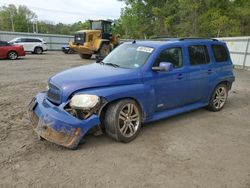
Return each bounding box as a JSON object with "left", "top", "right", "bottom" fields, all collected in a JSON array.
[{"left": 49, "top": 63, "right": 142, "bottom": 102}]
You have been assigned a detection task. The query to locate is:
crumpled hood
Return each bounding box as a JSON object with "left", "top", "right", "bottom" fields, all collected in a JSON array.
[{"left": 49, "top": 63, "right": 142, "bottom": 102}]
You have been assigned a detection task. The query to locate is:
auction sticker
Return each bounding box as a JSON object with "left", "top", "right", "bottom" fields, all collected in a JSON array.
[{"left": 137, "top": 46, "right": 154, "bottom": 53}]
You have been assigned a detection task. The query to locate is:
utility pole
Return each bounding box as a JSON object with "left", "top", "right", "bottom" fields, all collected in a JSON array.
[
  {"left": 36, "top": 20, "right": 38, "bottom": 33},
  {"left": 9, "top": 12, "right": 15, "bottom": 32}
]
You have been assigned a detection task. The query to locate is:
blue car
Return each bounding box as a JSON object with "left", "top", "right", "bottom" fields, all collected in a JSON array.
[{"left": 29, "top": 38, "right": 235, "bottom": 149}]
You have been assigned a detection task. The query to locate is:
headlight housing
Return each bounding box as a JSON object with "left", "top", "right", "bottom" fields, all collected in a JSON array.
[{"left": 70, "top": 94, "right": 100, "bottom": 109}]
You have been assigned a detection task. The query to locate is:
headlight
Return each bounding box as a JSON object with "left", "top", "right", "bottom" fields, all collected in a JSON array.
[{"left": 70, "top": 94, "right": 100, "bottom": 109}]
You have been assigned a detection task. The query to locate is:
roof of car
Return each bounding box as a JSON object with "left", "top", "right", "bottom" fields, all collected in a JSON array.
[{"left": 124, "top": 38, "right": 225, "bottom": 49}]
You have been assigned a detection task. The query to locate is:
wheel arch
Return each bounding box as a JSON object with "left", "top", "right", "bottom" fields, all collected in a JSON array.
[
  {"left": 99, "top": 97, "right": 145, "bottom": 129},
  {"left": 208, "top": 79, "right": 232, "bottom": 101}
]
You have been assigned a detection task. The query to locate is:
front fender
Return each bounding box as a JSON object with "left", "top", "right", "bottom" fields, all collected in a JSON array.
[{"left": 74, "top": 84, "right": 155, "bottom": 121}]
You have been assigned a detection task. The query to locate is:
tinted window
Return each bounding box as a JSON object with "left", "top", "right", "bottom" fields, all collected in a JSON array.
[
  {"left": 16, "top": 38, "right": 22, "bottom": 43},
  {"left": 25, "top": 38, "right": 41, "bottom": 42},
  {"left": 212, "top": 45, "right": 229, "bottom": 62},
  {"left": 188, "top": 45, "right": 210, "bottom": 65},
  {"left": 154, "top": 47, "right": 183, "bottom": 68},
  {"left": 0, "top": 41, "right": 10, "bottom": 46},
  {"left": 20, "top": 38, "right": 27, "bottom": 42}
]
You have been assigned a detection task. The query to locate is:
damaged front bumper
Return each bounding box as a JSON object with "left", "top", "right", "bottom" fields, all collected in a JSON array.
[{"left": 28, "top": 92, "right": 100, "bottom": 149}]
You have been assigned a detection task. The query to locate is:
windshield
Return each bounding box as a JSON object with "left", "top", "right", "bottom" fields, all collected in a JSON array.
[
  {"left": 91, "top": 21, "right": 102, "bottom": 30},
  {"left": 102, "top": 43, "right": 154, "bottom": 69}
]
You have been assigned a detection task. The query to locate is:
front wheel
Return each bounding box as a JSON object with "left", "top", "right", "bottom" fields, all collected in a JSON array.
[
  {"left": 104, "top": 99, "right": 142, "bottom": 142},
  {"left": 207, "top": 84, "right": 228, "bottom": 112}
]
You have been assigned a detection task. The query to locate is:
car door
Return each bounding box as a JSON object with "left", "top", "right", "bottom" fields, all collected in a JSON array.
[
  {"left": 17, "top": 38, "right": 30, "bottom": 51},
  {"left": 0, "top": 41, "right": 8, "bottom": 58},
  {"left": 152, "top": 47, "right": 189, "bottom": 110},
  {"left": 185, "top": 44, "right": 213, "bottom": 104}
]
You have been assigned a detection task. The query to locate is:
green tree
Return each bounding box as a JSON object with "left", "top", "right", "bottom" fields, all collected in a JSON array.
[{"left": 0, "top": 4, "right": 36, "bottom": 32}]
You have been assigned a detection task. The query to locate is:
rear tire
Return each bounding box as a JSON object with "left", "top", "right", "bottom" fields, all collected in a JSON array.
[
  {"left": 104, "top": 99, "right": 142, "bottom": 143},
  {"left": 8, "top": 51, "right": 18, "bottom": 60},
  {"left": 34, "top": 47, "right": 43, "bottom": 54},
  {"left": 79, "top": 53, "right": 92, "bottom": 59},
  {"left": 207, "top": 84, "right": 228, "bottom": 112}
]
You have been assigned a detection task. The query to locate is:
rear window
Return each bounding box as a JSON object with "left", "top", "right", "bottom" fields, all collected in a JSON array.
[
  {"left": 188, "top": 45, "right": 210, "bottom": 65},
  {"left": 212, "top": 45, "right": 229, "bottom": 62}
]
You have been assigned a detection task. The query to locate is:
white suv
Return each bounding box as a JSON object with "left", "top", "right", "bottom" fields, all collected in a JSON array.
[{"left": 9, "top": 37, "right": 47, "bottom": 54}]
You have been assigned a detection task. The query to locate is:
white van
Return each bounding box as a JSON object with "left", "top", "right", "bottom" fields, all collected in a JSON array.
[{"left": 9, "top": 37, "right": 47, "bottom": 54}]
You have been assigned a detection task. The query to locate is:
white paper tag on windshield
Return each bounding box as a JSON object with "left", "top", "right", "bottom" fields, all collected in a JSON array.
[{"left": 136, "top": 46, "right": 154, "bottom": 53}]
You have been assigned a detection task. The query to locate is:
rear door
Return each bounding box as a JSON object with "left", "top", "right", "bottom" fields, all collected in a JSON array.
[{"left": 185, "top": 44, "right": 214, "bottom": 104}]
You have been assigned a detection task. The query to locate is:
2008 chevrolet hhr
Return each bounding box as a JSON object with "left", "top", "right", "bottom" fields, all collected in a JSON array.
[{"left": 29, "top": 38, "right": 235, "bottom": 149}]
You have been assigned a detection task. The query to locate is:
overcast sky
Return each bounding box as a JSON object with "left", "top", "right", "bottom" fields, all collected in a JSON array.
[{"left": 0, "top": 0, "right": 125, "bottom": 24}]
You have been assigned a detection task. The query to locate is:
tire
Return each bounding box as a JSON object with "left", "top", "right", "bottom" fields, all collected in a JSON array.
[
  {"left": 68, "top": 49, "right": 74, "bottom": 54},
  {"left": 34, "top": 47, "right": 43, "bottom": 54},
  {"left": 104, "top": 99, "right": 142, "bottom": 142},
  {"left": 98, "top": 43, "right": 111, "bottom": 57},
  {"left": 8, "top": 51, "right": 18, "bottom": 60},
  {"left": 79, "top": 53, "right": 92, "bottom": 59},
  {"left": 207, "top": 83, "right": 228, "bottom": 112}
]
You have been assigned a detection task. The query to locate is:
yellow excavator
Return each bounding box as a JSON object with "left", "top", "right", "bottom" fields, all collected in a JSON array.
[{"left": 69, "top": 20, "right": 120, "bottom": 59}]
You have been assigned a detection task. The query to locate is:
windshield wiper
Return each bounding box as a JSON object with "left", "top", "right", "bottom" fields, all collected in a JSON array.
[
  {"left": 96, "top": 61, "right": 104, "bottom": 65},
  {"left": 105, "top": 63, "right": 120, "bottom": 68}
]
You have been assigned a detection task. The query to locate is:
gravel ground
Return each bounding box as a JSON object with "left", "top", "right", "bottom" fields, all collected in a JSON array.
[{"left": 0, "top": 52, "right": 249, "bottom": 188}]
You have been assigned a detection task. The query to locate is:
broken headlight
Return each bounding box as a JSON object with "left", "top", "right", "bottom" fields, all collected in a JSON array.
[
  {"left": 65, "top": 94, "right": 101, "bottom": 120},
  {"left": 70, "top": 94, "right": 100, "bottom": 109}
]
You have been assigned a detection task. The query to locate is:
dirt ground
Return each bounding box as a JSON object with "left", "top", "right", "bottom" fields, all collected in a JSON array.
[{"left": 0, "top": 52, "right": 249, "bottom": 188}]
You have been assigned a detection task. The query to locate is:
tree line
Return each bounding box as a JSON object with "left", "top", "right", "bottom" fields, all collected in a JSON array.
[
  {"left": 114, "top": 0, "right": 250, "bottom": 38},
  {"left": 0, "top": 1, "right": 249, "bottom": 38}
]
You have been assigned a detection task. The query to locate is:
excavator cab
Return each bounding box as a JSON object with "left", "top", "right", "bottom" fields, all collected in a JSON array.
[{"left": 89, "top": 20, "right": 112, "bottom": 40}]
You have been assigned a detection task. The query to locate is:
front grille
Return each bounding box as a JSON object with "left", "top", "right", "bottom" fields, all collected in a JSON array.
[{"left": 47, "top": 83, "right": 61, "bottom": 104}]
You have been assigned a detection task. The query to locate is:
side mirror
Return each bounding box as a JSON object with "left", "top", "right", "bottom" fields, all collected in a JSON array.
[{"left": 152, "top": 62, "right": 173, "bottom": 72}]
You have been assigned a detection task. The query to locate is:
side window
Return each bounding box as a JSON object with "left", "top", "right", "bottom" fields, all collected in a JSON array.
[
  {"left": 26, "top": 38, "right": 39, "bottom": 42},
  {"left": 212, "top": 45, "right": 229, "bottom": 62},
  {"left": 188, "top": 45, "right": 210, "bottom": 65},
  {"left": 16, "top": 38, "right": 22, "bottom": 43},
  {"left": 34, "top": 39, "right": 42, "bottom": 42},
  {"left": 20, "top": 38, "right": 27, "bottom": 42},
  {"left": 154, "top": 47, "right": 183, "bottom": 68},
  {"left": 0, "top": 41, "right": 4, "bottom": 46}
]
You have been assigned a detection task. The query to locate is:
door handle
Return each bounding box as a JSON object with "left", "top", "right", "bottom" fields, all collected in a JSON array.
[
  {"left": 177, "top": 73, "right": 184, "bottom": 79},
  {"left": 207, "top": 69, "right": 213, "bottom": 74}
]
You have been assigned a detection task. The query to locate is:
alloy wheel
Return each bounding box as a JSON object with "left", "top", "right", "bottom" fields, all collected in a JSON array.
[
  {"left": 213, "top": 86, "right": 227, "bottom": 109},
  {"left": 118, "top": 103, "right": 140, "bottom": 138}
]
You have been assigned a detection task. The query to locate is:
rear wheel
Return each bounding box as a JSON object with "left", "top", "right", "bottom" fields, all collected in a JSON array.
[
  {"left": 207, "top": 84, "right": 228, "bottom": 112},
  {"left": 8, "top": 51, "right": 18, "bottom": 60},
  {"left": 79, "top": 53, "right": 92, "bottom": 59},
  {"left": 34, "top": 47, "right": 43, "bottom": 54},
  {"left": 104, "top": 99, "right": 142, "bottom": 142}
]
